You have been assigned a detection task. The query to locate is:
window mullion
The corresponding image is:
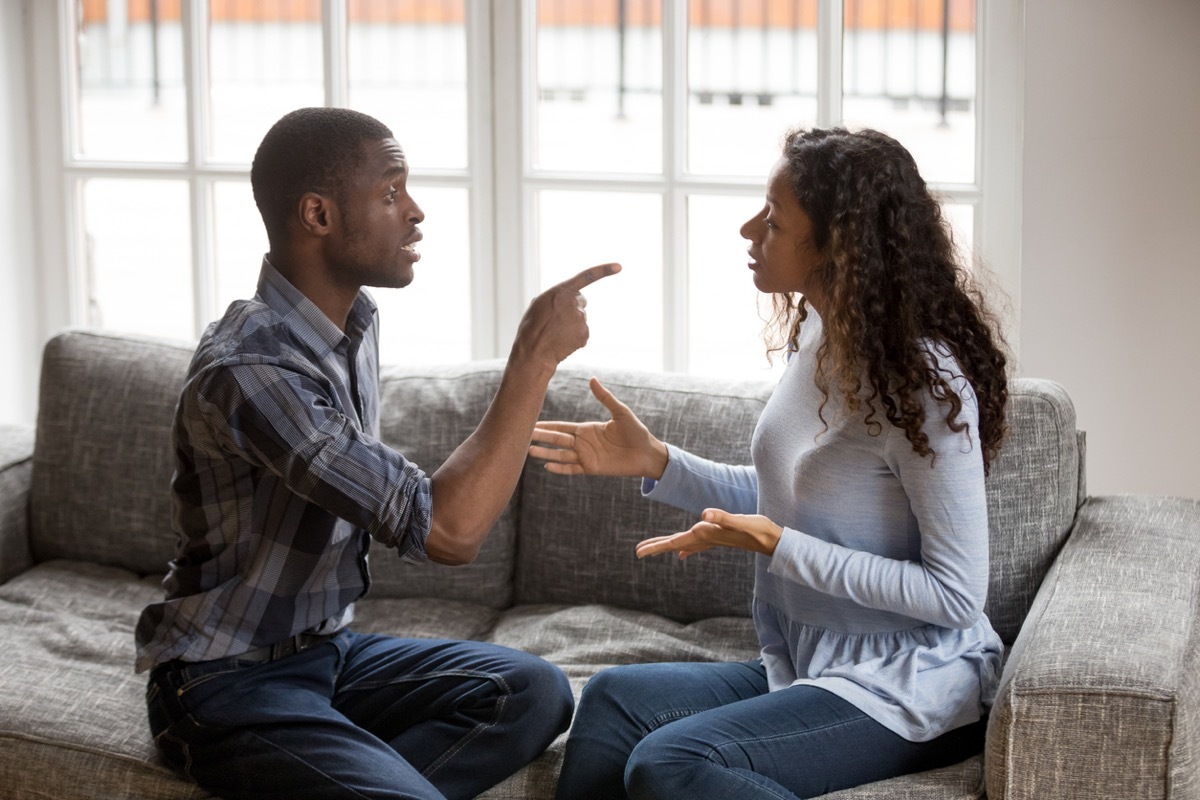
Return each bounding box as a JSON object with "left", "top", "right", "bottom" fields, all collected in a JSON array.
[
  {"left": 324, "top": 0, "right": 349, "bottom": 107},
  {"left": 817, "top": 0, "right": 844, "bottom": 126},
  {"left": 662, "top": 0, "right": 687, "bottom": 373},
  {"left": 466, "top": 2, "right": 498, "bottom": 360},
  {"left": 490, "top": 0, "right": 528, "bottom": 357},
  {"left": 184, "top": 0, "right": 214, "bottom": 336}
]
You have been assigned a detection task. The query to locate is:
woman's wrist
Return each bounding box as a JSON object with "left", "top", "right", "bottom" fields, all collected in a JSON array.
[{"left": 646, "top": 439, "right": 669, "bottom": 481}]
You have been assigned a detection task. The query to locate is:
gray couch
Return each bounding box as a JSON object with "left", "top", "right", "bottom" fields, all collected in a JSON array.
[{"left": 1, "top": 330, "right": 1197, "bottom": 800}]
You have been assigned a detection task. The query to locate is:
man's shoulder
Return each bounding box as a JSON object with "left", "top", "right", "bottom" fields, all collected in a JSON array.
[
  {"left": 183, "top": 299, "right": 323, "bottom": 399},
  {"left": 193, "top": 299, "right": 298, "bottom": 368}
]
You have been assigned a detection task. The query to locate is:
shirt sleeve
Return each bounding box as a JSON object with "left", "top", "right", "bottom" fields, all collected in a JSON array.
[
  {"left": 766, "top": 374, "right": 990, "bottom": 630},
  {"left": 189, "top": 359, "right": 433, "bottom": 560},
  {"left": 641, "top": 443, "right": 759, "bottom": 516}
]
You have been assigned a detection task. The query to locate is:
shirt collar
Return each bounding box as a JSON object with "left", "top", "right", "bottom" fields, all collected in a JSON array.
[{"left": 256, "top": 257, "right": 377, "bottom": 356}]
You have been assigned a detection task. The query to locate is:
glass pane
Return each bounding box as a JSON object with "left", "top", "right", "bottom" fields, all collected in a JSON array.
[
  {"left": 212, "top": 180, "right": 269, "bottom": 317},
  {"left": 688, "top": 194, "right": 783, "bottom": 380},
  {"left": 208, "top": 1, "right": 325, "bottom": 164},
  {"left": 348, "top": 1, "right": 468, "bottom": 170},
  {"left": 371, "top": 187, "right": 472, "bottom": 366},
  {"left": 82, "top": 179, "right": 193, "bottom": 339},
  {"left": 941, "top": 201, "right": 975, "bottom": 267},
  {"left": 841, "top": 0, "right": 977, "bottom": 184},
  {"left": 688, "top": 0, "right": 819, "bottom": 176},
  {"left": 534, "top": 2, "right": 663, "bottom": 173},
  {"left": 74, "top": 0, "right": 187, "bottom": 161},
  {"left": 537, "top": 191, "right": 662, "bottom": 371}
]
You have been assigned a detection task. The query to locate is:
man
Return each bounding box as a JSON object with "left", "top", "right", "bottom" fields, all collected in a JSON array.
[{"left": 135, "top": 107, "right": 619, "bottom": 800}]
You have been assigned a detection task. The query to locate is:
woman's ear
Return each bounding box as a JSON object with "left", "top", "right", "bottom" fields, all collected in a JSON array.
[{"left": 298, "top": 192, "right": 334, "bottom": 237}]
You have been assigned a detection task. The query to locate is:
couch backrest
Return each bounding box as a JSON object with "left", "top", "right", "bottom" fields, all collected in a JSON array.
[
  {"left": 514, "top": 366, "right": 769, "bottom": 621},
  {"left": 29, "top": 331, "right": 518, "bottom": 608},
  {"left": 31, "top": 331, "right": 1083, "bottom": 641},
  {"left": 31, "top": 331, "right": 192, "bottom": 576},
  {"left": 984, "top": 378, "right": 1084, "bottom": 644}
]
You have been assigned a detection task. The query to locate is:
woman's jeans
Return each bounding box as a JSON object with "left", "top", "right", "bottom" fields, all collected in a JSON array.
[
  {"left": 555, "top": 660, "right": 986, "bottom": 800},
  {"left": 146, "top": 631, "right": 573, "bottom": 800}
]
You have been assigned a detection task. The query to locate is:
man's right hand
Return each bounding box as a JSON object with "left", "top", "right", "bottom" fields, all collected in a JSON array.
[{"left": 511, "top": 263, "right": 621, "bottom": 372}]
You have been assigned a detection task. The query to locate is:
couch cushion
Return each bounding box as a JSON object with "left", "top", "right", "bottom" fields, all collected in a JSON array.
[
  {"left": 515, "top": 366, "right": 772, "bottom": 622},
  {"left": 0, "top": 560, "right": 211, "bottom": 799},
  {"left": 30, "top": 331, "right": 193, "bottom": 575},
  {"left": 983, "top": 378, "right": 1083, "bottom": 644},
  {"left": 0, "top": 559, "right": 760, "bottom": 800},
  {"left": 373, "top": 362, "right": 517, "bottom": 607}
]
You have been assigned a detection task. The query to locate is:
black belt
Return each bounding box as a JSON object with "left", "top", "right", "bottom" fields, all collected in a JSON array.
[{"left": 236, "top": 630, "right": 341, "bottom": 663}]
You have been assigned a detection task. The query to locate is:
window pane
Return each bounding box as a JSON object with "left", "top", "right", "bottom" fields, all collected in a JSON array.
[
  {"left": 82, "top": 179, "right": 193, "bottom": 339},
  {"left": 372, "top": 187, "right": 472, "bottom": 366},
  {"left": 74, "top": 0, "right": 187, "bottom": 161},
  {"left": 841, "top": 0, "right": 976, "bottom": 184},
  {"left": 208, "top": 1, "right": 325, "bottom": 164},
  {"left": 348, "top": 0, "right": 468, "bottom": 170},
  {"left": 941, "top": 202, "right": 975, "bottom": 266},
  {"left": 537, "top": 191, "right": 662, "bottom": 371},
  {"left": 688, "top": 194, "right": 783, "bottom": 379},
  {"left": 534, "top": 2, "right": 663, "bottom": 173},
  {"left": 212, "top": 180, "right": 269, "bottom": 317},
  {"left": 687, "top": 1, "right": 819, "bottom": 176}
]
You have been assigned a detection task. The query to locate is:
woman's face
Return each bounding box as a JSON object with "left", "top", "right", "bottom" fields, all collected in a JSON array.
[{"left": 739, "top": 156, "right": 825, "bottom": 309}]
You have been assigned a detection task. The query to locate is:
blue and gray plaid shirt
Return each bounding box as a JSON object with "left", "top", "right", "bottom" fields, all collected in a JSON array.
[{"left": 135, "top": 259, "right": 432, "bottom": 672}]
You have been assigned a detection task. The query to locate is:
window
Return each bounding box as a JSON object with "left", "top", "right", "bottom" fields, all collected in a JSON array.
[{"left": 33, "top": 0, "right": 1020, "bottom": 377}]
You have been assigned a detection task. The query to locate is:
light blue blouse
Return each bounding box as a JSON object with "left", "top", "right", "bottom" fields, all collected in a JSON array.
[{"left": 643, "top": 314, "right": 1003, "bottom": 742}]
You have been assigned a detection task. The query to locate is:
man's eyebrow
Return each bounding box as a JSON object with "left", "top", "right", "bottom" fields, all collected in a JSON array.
[{"left": 381, "top": 163, "right": 407, "bottom": 181}]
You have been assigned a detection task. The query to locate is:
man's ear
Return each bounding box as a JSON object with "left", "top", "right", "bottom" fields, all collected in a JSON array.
[{"left": 298, "top": 192, "right": 335, "bottom": 237}]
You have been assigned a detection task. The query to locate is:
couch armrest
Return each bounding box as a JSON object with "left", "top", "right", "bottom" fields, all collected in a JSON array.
[
  {"left": 0, "top": 424, "right": 35, "bottom": 585},
  {"left": 986, "top": 494, "right": 1200, "bottom": 799}
]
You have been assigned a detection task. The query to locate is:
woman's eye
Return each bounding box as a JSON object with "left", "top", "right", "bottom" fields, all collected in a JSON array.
[{"left": 384, "top": 190, "right": 397, "bottom": 203}]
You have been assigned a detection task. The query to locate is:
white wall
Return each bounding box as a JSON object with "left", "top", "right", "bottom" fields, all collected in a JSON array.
[
  {"left": 1020, "top": 0, "right": 1200, "bottom": 500},
  {"left": 0, "top": 0, "right": 40, "bottom": 426}
]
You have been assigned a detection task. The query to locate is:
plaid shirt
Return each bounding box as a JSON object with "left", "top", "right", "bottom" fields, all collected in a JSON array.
[{"left": 135, "top": 260, "right": 432, "bottom": 672}]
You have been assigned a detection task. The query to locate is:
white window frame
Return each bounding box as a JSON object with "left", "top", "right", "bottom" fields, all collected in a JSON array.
[{"left": 29, "top": 0, "right": 1024, "bottom": 365}]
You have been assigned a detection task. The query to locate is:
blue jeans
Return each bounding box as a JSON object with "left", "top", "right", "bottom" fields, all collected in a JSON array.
[
  {"left": 146, "top": 631, "right": 573, "bottom": 800},
  {"left": 555, "top": 660, "right": 986, "bottom": 800}
]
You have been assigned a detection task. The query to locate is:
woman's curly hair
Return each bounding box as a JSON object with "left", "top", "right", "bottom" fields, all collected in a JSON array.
[{"left": 766, "top": 127, "right": 1009, "bottom": 473}]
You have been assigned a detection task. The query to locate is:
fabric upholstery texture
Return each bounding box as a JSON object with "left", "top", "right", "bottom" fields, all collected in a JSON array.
[
  {"left": 30, "top": 331, "right": 193, "bottom": 575},
  {"left": 981, "top": 378, "right": 1082, "bottom": 645},
  {"left": 515, "top": 367, "right": 767, "bottom": 621},
  {"left": 373, "top": 361, "right": 518, "bottom": 608},
  {"left": 0, "top": 424, "right": 34, "bottom": 584},
  {"left": 987, "top": 494, "right": 1200, "bottom": 800},
  {"left": 4, "top": 330, "right": 1197, "bottom": 799}
]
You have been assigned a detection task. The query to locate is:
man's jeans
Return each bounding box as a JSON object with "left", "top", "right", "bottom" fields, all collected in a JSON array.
[
  {"left": 147, "top": 631, "right": 573, "bottom": 800},
  {"left": 555, "top": 660, "right": 986, "bottom": 800}
]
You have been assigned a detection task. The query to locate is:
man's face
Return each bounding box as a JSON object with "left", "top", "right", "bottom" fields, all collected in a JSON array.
[{"left": 327, "top": 137, "right": 424, "bottom": 290}]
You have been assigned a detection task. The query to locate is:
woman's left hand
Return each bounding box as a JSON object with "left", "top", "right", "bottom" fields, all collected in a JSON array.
[{"left": 635, "top": 509, "right": 783, "bottom": 560}]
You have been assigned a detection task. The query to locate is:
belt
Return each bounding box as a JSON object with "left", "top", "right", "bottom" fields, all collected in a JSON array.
[{"left": 236, "top": 630, "right": 341, "bottom": 663}]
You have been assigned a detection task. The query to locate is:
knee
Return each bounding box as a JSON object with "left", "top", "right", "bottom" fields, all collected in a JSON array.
[
  {"left": 575, "top": 664, "right": 645, "bottom": 717},
  {"left": 508, "top": 655, "right": 574, "bottom": 739},
  {"left": 625, "top": 729, "right": 702, "bottom": 800}
]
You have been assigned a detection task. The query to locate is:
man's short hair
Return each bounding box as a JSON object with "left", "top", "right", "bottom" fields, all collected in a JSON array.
[{"left": 251, "top": 107, "right": 394, "bottom": 247}]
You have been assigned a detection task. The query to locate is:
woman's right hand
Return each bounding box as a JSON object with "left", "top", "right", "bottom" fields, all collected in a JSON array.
[{"left": 529, "top": 377, "right": 669, "bottom": 480}]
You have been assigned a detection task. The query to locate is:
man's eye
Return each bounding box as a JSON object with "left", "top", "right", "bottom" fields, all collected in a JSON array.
[{"left": 384, "top": 190, "right": 397, "bottom": 202}]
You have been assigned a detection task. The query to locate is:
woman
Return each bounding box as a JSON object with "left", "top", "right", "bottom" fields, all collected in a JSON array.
[{"left": 530, "top": 127, "right": 1010, "bottom": 800}]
